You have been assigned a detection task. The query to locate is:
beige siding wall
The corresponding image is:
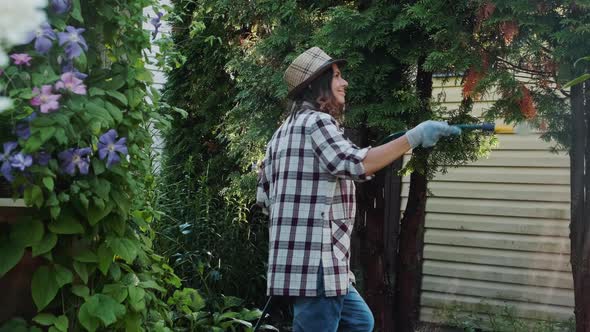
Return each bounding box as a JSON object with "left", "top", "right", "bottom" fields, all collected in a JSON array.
[{"left": 401, "top": 77, "right": 574, "bottom": 324}]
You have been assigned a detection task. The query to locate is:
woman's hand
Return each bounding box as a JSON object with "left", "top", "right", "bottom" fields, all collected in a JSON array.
[{"left": 405, "top": 120, "right": 461, "bottom": 148}]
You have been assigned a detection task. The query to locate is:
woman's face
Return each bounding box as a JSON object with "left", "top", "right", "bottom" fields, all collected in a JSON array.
[{"left": 331, "top": 64, "right": 348, "bottom": 106}]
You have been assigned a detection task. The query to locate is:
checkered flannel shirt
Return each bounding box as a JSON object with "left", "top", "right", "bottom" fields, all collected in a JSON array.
[{"left": 256, "top": 102, "right": 373, "bottom": 297}]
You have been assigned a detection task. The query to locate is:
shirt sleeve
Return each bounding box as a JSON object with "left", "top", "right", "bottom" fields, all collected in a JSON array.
[
  {"left": 309, "top": 112, "right": 373, "bottom": 182},
  {"left": 256, "top": 158, "right": 271, "bottom": 215}
]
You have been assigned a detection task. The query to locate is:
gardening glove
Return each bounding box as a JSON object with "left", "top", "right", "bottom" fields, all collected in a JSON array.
[{"left": 405, "top": 120, "right": 461, "bottom": 149}]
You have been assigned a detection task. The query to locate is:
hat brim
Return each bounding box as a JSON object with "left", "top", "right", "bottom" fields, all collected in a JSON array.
[{"left": 287, "top": 58, "right": 347, "bottom": 98}]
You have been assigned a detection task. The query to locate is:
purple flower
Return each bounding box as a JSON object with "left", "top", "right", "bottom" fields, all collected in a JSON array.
[
  {"left": 98, "top": 129, "right": 128, "bottom": 168},
  {"left": 10, "top": 153, "right": 33, "bottom": 171},
  {"left": 60, "top": 59, "right": 87, "bottom": 79},
  {"left": 55, "top": 72, "right": 87, "bottom": 95},
  {"left": 10, "top": 53, "right": 33, "bottom": 66},
  {"left": 57, "top": 26, "right": 88, "bottom": 59},
  {"left": 31, "top": 85, "right": 61, "bottom": 113},
  {"left": 150, "top": 12, "right": 163, "bottom": 40},
  {"left": 1, "top": 142, "right": 18, "bottom": 182},
  {"left": 36, "top": 151, "right": 51, "bottom": 166},
  {"left": 15, "top": 113, "right": 37, "bottom": 140},
  {"left": 23, "top": 23, "right": 56, "bottom": 54},
  {"left": 50, "top": 0, "right": 71, "bottom": 14},
  {"left": 58, "top": 147, "right": 91, "bottom": 175}
]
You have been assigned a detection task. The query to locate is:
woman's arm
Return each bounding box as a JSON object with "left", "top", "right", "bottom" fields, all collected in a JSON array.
[{"left": 362, "top": 135, "right": 410, "bottom": 176}]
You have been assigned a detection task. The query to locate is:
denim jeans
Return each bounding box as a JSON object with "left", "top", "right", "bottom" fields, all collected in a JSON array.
[{"left": 292, "top": 266, "right": 374, "bottom": 332}]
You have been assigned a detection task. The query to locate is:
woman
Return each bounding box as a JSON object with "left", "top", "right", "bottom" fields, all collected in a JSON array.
[{"left": 256, "top": 47, "right": 460, "bottom": 331}]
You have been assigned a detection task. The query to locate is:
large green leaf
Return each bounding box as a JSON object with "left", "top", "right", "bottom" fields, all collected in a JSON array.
[
  {"left": 106, "top": 90, "right": 128, "bottom": 105},
  {"left": 564, "top": 73, "right": 590, "bottom": 88},
  {"left": 31, "top": 266, "right": 59, "bottom": 311},
  {"left": 49, "top": 211, "right": 85, "bottom": 234},
  {"left": 73, "top": 261, "right": 89, "bottom": 284},
  {"left": 107, "top": 237, "right": 138, "bottom": 263},
  {"left": 84, "top": 294, "right": 126, "bottom": 327},
  {"left": 32, "top": 232, "right": 58, "bottom": 257},
  {"left": 54, "top": 315, "right": 69, "bottom": 332},
  {"left": 97, "top": 243, "right": 113, "bottom": 275},
  {"left": 10, "top": 218, "right": 44, "bottom": 247},
  {"left": 127, "top": 287, "right": 146, "bottom": 312},
  {"left": 87, "top": 201, "right": 113, "bottom": 226},
  {"left": 32, "top": 313, "right": 56, "bottom": 326},
  {"left": 54, "top": 264, "right": 73, "bottom": 287},
  {"left": 0, "top": 239, "right": 25, "bottom": 277},
  {"left": 78, "top": 302, "right": 100, "bottom": 332}
]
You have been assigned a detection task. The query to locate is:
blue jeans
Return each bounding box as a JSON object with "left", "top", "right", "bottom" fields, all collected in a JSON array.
[{"left": 293, "top": 266, "right": 374, "bottom": 332}]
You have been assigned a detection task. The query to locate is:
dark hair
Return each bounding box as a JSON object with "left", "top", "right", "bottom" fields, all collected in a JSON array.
[{"left": 291, "top": 68, "right": 344, "bottom": 121}]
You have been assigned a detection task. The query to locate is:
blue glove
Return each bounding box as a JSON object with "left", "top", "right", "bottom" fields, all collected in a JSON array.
[{"left": 405, "top": 120, "right": 462, "bottom": 148}]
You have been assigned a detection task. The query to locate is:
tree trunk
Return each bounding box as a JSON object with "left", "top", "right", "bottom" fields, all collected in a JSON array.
[
  {"left": 570, "top": 80, "right": 590, "bottom": 332},
  {"left": 394, "top": 59, "right": 432, "bottom": 332}
]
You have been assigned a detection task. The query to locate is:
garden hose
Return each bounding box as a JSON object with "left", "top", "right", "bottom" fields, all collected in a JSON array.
[{"left": 377, "top": 122, "right": 512, "bottom": 145}]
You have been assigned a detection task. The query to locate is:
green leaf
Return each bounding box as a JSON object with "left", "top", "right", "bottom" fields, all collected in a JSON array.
[
  {"left": 97, "top": 244, "right": 113, "bottom": 275},
  {"left": 32, "top": 313, "right": 57, "bottom": 326},
  {"left": 54, "top": 264, "right": 73, "bottom": 287},
  {"left": 49, "top": 211, "right": 84, "bottom": 234},
  {"left": 106, "top": 90, "right": 128, "bottom": 105},
  {"left": 74, "top": 261, "right": 89, "bottom": 284},
  {"left": 42, "top": 177, "right": 55, "bottom": 191},
  {"left": 32, "top": 232, "right": 58, "bottom": 257},
  {"left": 92, "top": 158, "right": 105, "bottom": 175},
  {"left": 89, "top": 87, "right": 105, "bottom": 96},
  {"left": 104, "top": 102, "right": 123, "bottom": 124},
  {"left": 127, "top": 287, "right": 146, "bottom": 312},
  {"left": 11, "top": 218, "right": 44, "bottom": 247},
  {"left": 48, "top": 327, "right": 60, "bottom": 332},
  {"left": 50, "top": 206, "right": 61, "bottom": 219},
  {"left": 31, "top": 266, "right": 59, "bottom": 311},
  {"left": 24, "top": 135, "right": 43, "bottom": 152},
  {"left": 0, "top": 240, "right": 25, "bottom": 277},
  {"left": 124, "top": 312, "right": 141, "bottom": 332},
  {"left": 102, "top": 284, "right": 128, "bottom": 303},
  {"left": 564, "top": 73, "right": 590, "bottom": 88},
  {"left": 71, "top": 285, "right": 90, "bottom": 298},
  {"left": 107, "top": 237, "right": 138, "bottom": 264},
  {"left": 71, "top": 0, "right": 83, "bottom": 22},
  {"left": 39, "top": 127, "right": 56, "bottom": 143},
  {"left": 74, "top": 249, "right": 98, "bottom": 263},
  {"left": 84, "top": 294, "right": 126, "bottom": 327},
  {"left": 78, "top": 302, "right": 100, "bottom": 332},
  {"left": 23, "top": 185, "right": 44, "bottom": 208},
  {"left": 54, "top": 315, "right": 68, "bottom": 332},
  {"left": 87, "top": 201, "right": 113, "bottom": 226}
]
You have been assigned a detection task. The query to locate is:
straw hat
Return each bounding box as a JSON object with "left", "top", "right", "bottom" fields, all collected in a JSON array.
[{"left": 284, "top": 47, "right": 346, "bottom": 98}]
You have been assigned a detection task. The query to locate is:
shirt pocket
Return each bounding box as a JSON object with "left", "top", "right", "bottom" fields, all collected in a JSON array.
[{"left": 331, "top": 218, "right": 353, "bottom": 261}]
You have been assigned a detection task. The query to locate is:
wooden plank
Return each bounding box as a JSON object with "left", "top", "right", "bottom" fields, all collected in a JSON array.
[
  {"left": 424, "top": 229, "right": 569, "bottom": 254},
  {"left": 424, "top": 213, "right": 569, "bottom": 237},
  {"left": 423, "top": 260, "right": 573, "bottom": 289},
  {"left": 423, "top": 244, "right": 571, "bottom": 272},
  {"left": 402, "top": 197, "right": 570, "bottom": 219},
  {"left": 420, "top": 307, "right": 573, "bottom": 327},
  {"left": 421, "top": 292, "right": 574, "bottom": 321},
  {"left": 422, "top": 275, "right": 574, "bottom": 307},
  {"left": 403, "top": 167, "right": 570, "bottom": 185},
  {"left": 401, "top": 182, "right": 570, "bottom": 202}
]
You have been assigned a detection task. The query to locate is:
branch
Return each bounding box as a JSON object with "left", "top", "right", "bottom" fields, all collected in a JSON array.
[{"left": 494, "top": 57, "right": 553, "bottom": 76}]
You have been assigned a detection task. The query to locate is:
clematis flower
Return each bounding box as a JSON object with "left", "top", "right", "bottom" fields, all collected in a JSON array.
[
  {"left": 10, "top": 152, "right": 33, "bottom": 171},
  {"left": 57, "top": 26, "right": 88, "bottom": 59},
  {"left": 15, "top": 113, "right": 37, "bottom": 140},
  {"left": 31, "top": 85, "right": 61, "bottom": 113},
  {"left": 58, "top": 147, "right": 91, "bottom": 175},
  {"left": 50, "top": 0, "right": 71, "bottom": 14},
  {"left": 98, "top": 129, "right": 128, "bottom": 168},
  {"left": 150, "top": 12, "right": 163, "bottom": 40},
  {"left": 55, "top": 72, "right": 86, "bottom": 95},
  {"left": 1, "top": 142, "right": 17, "bottom": 182},
  {"left": 36, "top": 150, "right": 51, "bottom": 166},
  {"left": 10, "top": 53, "right": 32, "bottom": 66},
  {"left": 60, "top": 59, "right": 87, "bottom": 79},
  {"left": 23, "top": 22, "right": 56, "bottom": 54}
]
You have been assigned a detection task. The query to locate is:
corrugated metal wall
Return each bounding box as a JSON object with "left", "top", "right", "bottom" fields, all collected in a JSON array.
[{"left": 401, "top": 77, "right": 574, "bottom": 324}]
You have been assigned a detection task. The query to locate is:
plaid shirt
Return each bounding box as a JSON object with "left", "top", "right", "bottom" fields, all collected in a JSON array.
[{"left": 256, "top": 102, "right": 373, "bottom": 297}]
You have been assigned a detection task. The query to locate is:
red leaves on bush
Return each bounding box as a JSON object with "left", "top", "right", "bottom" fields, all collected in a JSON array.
[
  {"left": 475, "top": 2, "right": 496, "bottom": 32},
  {"left": 519, "top": 85, "right": 537, "bottom": 119},
  {"left": 500, "top": 21, "right": 519, "bottom": 45}
]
